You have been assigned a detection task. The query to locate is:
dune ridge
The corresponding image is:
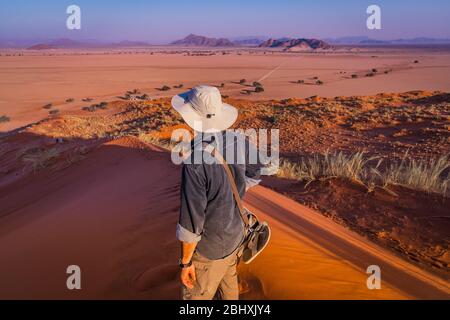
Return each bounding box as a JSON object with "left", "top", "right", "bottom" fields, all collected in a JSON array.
[{"left": 0, "top": 135, "right": 448, "bottom": 299}]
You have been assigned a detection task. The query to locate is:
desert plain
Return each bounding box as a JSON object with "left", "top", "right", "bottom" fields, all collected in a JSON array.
[
  {"left": 0, "top": 46, "right": 449, "bottom": 299},
  {"left": 1, "top": 46, "right": 450, "bottom": 131}
]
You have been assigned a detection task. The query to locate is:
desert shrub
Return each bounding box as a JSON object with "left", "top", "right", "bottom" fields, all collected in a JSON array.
[
  {"left": 82, "top": 98, "right": 93, "bottom": 102},
  {"left": 174, "top": 84, "right": 184, "bottom": 89},
  {"left": 351, "top": 74, "right": 358, "bottom": 79},
  {"left": 366, "top": 72, "right": 375, "bottom": 77},
  {"left": 239, "top": 79, "right": 246, "bottom": 84},
  {"left": 139, "top": 94, "right": 149, "bottom": 100},
  {"left": 22, "top": 148, "right": 59, "bottom": 172},
  {"left": 316, "top": 80, "right": 324, "bottom": 85},
  {"left": 49, "top": 109, "right": 59, "bottom": 115},
  {"left": 43, "top": 103, "right": 53, "bottom": 109},
  {"left": 161, "top": 85, "right": 171, "bottom": 91},
  {"left": 83, "top": 102, "right": 108, "bottom": 112},
  {"left": 297, "top": 80, "right": 305, "bottom": 84},
  {"left": 255, "top": 86, "right": 265, "bottom": 93},
  {"left": 414, "top": 60, "right": 419, "bottom": 63},
  {"left": 253, "top": 81, "right": 263, "bottom": 87},
  {"left": 265, "top": 115, "right": 279, "bottom": 124},
  {"left": 0, "top": 115, "right": 10, "bottom": 123},
  {"left": 372, "top": 68, "right": 378, "bottom": 73},
  {"left": 82, "top": 105, "right": 96, "bottom": 112},
  {"left": 313, "top": 76, "right": 318, "bottom": 80},
  {"left": 66, "top": 98, "right": 75, "bottom": 103},
  {"left": 97, "top": 102, "right": 108, "bottom": 109}
]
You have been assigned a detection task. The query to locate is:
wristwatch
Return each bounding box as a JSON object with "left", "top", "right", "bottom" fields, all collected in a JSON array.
[{"left": 179, "top": 258, "right": 193, "bottom": 269}]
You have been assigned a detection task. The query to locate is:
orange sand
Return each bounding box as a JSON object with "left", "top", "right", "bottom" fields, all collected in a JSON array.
[
  {"left": 1, "top": 48, "right": 450, "bottom": 131},
  {"left": 0, "top": 137, "right": 448, "bottom": 299}
]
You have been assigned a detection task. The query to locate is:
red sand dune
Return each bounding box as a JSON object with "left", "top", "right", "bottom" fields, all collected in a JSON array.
[{"left": 0, "top": 137, "right": 448, "bottom": 299}]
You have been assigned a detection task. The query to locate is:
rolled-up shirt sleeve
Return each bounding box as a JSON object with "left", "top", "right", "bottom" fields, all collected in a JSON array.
[{"left": 177, "top": 164, "right": 207, "bottom": 243}]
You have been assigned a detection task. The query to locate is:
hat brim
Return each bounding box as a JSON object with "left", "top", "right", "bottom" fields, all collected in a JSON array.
[{"left": 171, "top": 91, "right": 238, "bottom": 133}]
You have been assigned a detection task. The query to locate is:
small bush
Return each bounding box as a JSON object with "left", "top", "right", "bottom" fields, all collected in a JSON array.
[
  {"left": 161, "top": 85, "right": 171, "bottom": 91},
  {"left": 366, "top": 72, "right": 375, "bottom": 77},
  {"left": 66, "top": 98, "right": 75, "bottom": 103},
  {"left": 351, "top": 74, "right": 358, "bottom": 79},
  {"left": 372, "top": 68, "right": 378, "bottom": 73},
  {"left": 297, "top": 80, "right": 305, "bottom": 84},
  {"left": 0, "top": 115, "right": 11, "bottom": 123},
  {"left": 82, "top": 102, "right": 108, "bottom": 112},
  {"left": 82, "top": 106, "right": 96, "bottom": 112},
  {"left": 49, "top": 109, "right": 59, "bottom": 115},
  {"left": 43, "top": 103, "right": 53, "bottom": 109},
  {"left": 239, "top": 79, "right": 246, "bottom": 84},
  {"left": 255, "top": 86, "right": 265, "bottom": 93},
  {"left": 316, "top": 80, "right": 324, "bottom": 85},
  {"left": 174, "top": 84, "right": 184, "bottom": 89},
  {"left": 253, "top": 81, "right": 263, "bottom": 87},
  {"left": 98, "top": 102, "right": 108, "bottom": 109}
]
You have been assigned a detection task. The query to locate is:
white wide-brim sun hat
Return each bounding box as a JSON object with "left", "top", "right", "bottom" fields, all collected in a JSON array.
[{"left": 171, "top": 85, "right": 238, "bottom": 133}]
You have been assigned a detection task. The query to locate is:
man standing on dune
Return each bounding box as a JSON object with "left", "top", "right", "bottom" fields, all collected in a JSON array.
[{"left": 172, "top": 85, "right": 265, "bottom": 300}]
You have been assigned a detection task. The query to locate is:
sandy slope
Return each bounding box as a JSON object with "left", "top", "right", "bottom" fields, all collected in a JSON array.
[
  {"left": 0, "top": 138, "right": 448, "bottom": 299},
  {"left": 241, "top": 187, "right": 450, "bottom": 299}
]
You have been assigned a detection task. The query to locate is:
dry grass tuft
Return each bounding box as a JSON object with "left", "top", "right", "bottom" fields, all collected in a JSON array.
[
  {"left": 278, "top": 152, "right": 450, "bottom": 196},
  {"left": 376, "top": 153, "right": 450, "bottom": 196},
  {"left": 138, "top": 133, "right": 172, "bottom": 150},
  {"left": 22, "top": 148, "right": 60, "bottom": 172}
]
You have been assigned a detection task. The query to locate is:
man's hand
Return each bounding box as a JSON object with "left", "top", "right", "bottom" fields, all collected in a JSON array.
[{"left": 180, "top": 264, "right": 196, "bottom": 289}]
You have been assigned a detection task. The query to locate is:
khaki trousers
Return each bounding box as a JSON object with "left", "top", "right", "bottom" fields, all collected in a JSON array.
[{"left": 182, "top": 248, "right": 239, "bottom": 300}]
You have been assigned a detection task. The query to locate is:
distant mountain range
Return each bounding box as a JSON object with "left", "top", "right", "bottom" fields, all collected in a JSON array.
[
  {"left": 169, "top": 35, "right": 332, "bottom": 50},
  {"left": 170, "top": 34, "right": 235, "bottom": 47},
  {"left": 229, "top": 36, "right": 269, "bottom": 46},
  {"left": 259, "top": 38, "right": 332, "bottom": 51},
  {"left": 24, "top": 38, "right": 150, "bottom": 50},
  {"left": 4, "top": 35, "right": 449, "bottom": 50},
  {"left": 325, "top": 36, "right": 450, "bottom": 45}
]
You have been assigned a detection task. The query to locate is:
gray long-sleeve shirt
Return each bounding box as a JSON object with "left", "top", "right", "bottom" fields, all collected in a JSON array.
[{"left": 176, "top": 131, "right": 264, "bottom": 260}]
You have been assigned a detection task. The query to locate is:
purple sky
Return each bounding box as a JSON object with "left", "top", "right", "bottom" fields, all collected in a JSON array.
[{"left": 1, "top": 0, "right": 450, "bottom": 43}]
